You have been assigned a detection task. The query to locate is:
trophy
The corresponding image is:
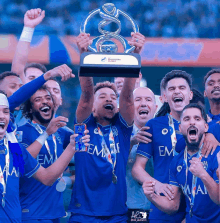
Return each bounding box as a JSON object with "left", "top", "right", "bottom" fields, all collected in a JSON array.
[{"left": 79, "top": 3, "right": 141, "bottom": 77}]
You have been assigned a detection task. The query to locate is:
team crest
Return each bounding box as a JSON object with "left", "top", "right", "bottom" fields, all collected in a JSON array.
[
  {"left": 16, "top": 131, "right": 23, "bottom": 142},
  {"left": 94, "top": 128, "right": 99, "bottom": 134},
  {"left": 202, "top": 161, "right": 208, "bottom": 170},
  {"left": 162, "top": 128, "right": 168, "bottom": 135},
  {"left": 112, "top": 126, "right": 118, "bottom": 137},
  {"left": 177, "top": 165, "right": 182, "bottom": 172}
]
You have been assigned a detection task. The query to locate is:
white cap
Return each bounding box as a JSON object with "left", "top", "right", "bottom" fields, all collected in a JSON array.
[{"left": 0, "top": 93, "right": 9, "bottom": 107}]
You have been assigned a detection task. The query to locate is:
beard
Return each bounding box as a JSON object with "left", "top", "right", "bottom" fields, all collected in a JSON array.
[
  {"left": 211, "top": 97, "right": 220, "bottom": 103},
  {"left": 33, "top": 110, "right": 54, "bottom": 124},
  {"left": 183, "top": 133, "right": 203, "bottom": 153}
]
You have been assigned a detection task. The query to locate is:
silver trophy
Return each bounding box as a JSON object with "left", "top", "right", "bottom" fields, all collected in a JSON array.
[{"left": 79, "top": 3, "right": 141, "bottom": 77}]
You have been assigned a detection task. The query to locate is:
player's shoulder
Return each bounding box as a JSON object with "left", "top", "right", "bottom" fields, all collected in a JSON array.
[
  {"left": 146, "top": 115, "right": 168, "bottom": 127},
  {"left": 17, "top": 121, "right": 34, "bottom": 132}
]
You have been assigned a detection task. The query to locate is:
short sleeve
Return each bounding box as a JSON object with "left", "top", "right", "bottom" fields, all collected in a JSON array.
[
  {"left": 208, "top": 124, "right": 220, "bottom": 143},
  {"left": 136, "top": 120, "right": 153, "bottom": 159},
  {"left": 16, "top": 126, "right": 34, "bottom": 148},
  {"left": 169, "top": 158, "right": 179, "bottom": 187},
  {"left": 20, "top": 143, "right": 41, "bottom": 178}
]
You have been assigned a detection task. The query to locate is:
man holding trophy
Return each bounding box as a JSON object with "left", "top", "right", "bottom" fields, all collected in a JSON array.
[{"left": 68, "top": 3, "right": 145, "bottom": 223}]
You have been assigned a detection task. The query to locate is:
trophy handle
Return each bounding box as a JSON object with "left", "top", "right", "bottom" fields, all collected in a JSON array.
[{"left": 80, "top": 8, "right": 100, "bottom": 52}]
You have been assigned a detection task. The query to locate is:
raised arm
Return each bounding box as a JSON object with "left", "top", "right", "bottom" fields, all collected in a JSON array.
[
  {"left": 11, "top": 8, "right": 45, "bottom": 83},
  {"left": 75, "top": 33, "right": 94, "bottom": 122},
  {"left": 143, "top": 181, "right": 181, "bottom": 215},
  {"left": 33, "top": 132, "right": 90, "bottom": 186},
  {"left": 26, "top": 116, "right": 68, "bottom": 158},
  {"left": 8, "top": 64, "right": 74, "bottom": 111},
  {"left": 119, "top": 32, "right": 145, "bottom": 125}
]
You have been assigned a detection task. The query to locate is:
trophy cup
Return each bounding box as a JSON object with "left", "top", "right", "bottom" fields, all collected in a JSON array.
[{"left": 79, "top": 3, "right": 141, "bottom": 77}]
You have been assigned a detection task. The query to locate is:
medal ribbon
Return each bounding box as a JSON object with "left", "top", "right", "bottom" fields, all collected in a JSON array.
[
  {"left": 168, "top": 114, "right": 178, "bottom": 156},
  {"left": 31, "top": 121, "right": 57, "bottom": 160},
  {"left": 0, "top": 137, "right": 10, "bottom": 207},
  {"left": 97, "top": 126, "right": 117, "bottom": 180},
  {"left": 183, "top": 145, "right": 203, "bottom": 217}
]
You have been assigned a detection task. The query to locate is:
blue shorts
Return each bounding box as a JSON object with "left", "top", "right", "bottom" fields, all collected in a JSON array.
[
  {"left": 69, "top": 213, "right": 128, "bottom": 223},
  {"left": 150, "top": 220, "right": 182, "bottom": 223},
  {"left": 22, "top": 219, "right": 60, "bottom": 223}
]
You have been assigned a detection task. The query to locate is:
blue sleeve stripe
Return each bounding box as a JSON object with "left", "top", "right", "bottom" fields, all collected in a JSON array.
[
  {"left": 136, "top": 150, "right": 152, "bottom": 159},
  {"left": 169, "top": 181, "right": 179, "bottom": 187},
  {"left": 119, "top": 113, "right": 133, "bottom": 128},
  {"left": 25, "top": 163, "right": 41, "bottom": 178}
]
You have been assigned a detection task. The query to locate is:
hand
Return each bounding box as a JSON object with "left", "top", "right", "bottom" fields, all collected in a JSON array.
[
  {"left": 76, "top": 33, "right": 92, "bottom": 54},
  {"left": 46, "top": 116, "right": 68, "bottom": 135},
  {"left": 189, "top": 157, "right": 206, "bottom": 178},
  {"left": 69, "top": 129, "right": 90, "bottom": 149},
  {"left": 44, "top": 64, "right": 75, "bottom": 81},
  {"left": 24, "top": 8, "right": 45, "bottom": 28},
  {"left": 202, "top": 133, "right": 220, "bottom": 158},
  {"left": 142, "top": 180, "right": 156, "bottom": 199},
  {"left": 130, "top": 126, "right": 152, "bottom": 147},
  {"left": 154, "top": 181, "right": 174, "bottom": 201},
  {"left": 128, "top": 32, "right": 145, "bottom": 54}
]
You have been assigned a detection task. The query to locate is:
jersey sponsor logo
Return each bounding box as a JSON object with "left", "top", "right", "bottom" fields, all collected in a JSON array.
[
  {"left": 181, "top": 184, "right": 208, "bottom": 195},
  {"left": 162, "top": 128, "right": 168, "bottom": 135},
  {"left": 159, "top": 146, "right": 174, "bottom": 156},
  {"left": 22, "top": 209, "right": 29, "bottom": 213},
  {"left": 87, "top": 143, "right": 120, "bottom": 157},
  {"left": 37, "top": 154, "right": 55, "bottom": 165},
  {"left": 2, "top": 165, "right": 19, "bottom": 177}
]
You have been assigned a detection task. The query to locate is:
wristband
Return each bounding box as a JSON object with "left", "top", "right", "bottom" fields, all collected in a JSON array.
[
  {"left": 19, "top": 26, "right": 34, "bottom": 42},
  {"left": 36, "top": 131, "right": 49, "bottom": 146}
]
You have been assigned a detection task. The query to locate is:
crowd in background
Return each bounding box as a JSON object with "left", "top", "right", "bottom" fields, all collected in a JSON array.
[{"left": 1, "top": 0, "right": 220, "bottom": 38}]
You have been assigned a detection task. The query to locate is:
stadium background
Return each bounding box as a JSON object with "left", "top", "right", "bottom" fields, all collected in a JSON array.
[{"left": 0, "top": 0, "right": 220, "bottom": 221}]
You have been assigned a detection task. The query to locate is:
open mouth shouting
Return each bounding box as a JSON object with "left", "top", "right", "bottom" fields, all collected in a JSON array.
[
  {"left": 0, "top": 122, "right": 6, "bottom": 130},
  {"left": 40, "top": 105, "right": 51, "bottom": 116},
  {"left": 104, "top": 104, "right": 114, "bottom": 111},
  {"left": 187, "top": 126, "right": 198, "bottom": 141},
  {"left": 138, "top": 109, "right": 149, "bottom": 118}
]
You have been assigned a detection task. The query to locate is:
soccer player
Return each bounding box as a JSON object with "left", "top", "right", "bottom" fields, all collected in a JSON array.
[
  {"left": 143, "top": 104, "right": 220, "bottom": 222},
  {"left": 132, "top": 70, "right": 219, "bottom": 222},
  {"left": 0, "top": 65, "right": 74, "bottom": 127},
  {"left": 67, "top": 31, "right": 144, "bottom": 223},
  {"left": 204, "top": 69, "right": 220, "bottom": 125},
  {"left": 0, "top": 91, "right": 90, "bottom": 222},
  {"left": 127, "top": 87, "right": 157, "bottom": 223},
  {"left": 16, "top": 86, "right": 73, "bottom": 222}
]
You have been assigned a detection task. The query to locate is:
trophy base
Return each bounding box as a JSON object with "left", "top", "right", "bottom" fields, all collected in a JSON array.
[{"left": 79, "top": 52, "right": 141, "bottom": 77}]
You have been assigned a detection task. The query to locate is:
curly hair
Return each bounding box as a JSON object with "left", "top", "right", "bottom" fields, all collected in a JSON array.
[
  {"left": 94, "top": 81, "right": 118, "bottom": 98},
  {"left": 22, "top": 85, "right": 54, "bottom": 120}
]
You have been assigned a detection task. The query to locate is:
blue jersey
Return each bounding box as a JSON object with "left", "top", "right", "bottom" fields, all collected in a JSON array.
[
  {"left": 169, "top": 147, "right": 220, "bottom": 223},
  {"left": 208, "top": 123, "right": 220, "bottom": 143},
  {"left": 207, "top": 110, "right": 220, "bottom": 126},
  {"left": 0, "top": 139, "right": 40, "bottom": 223},
  {"left": 126, "top": 124, "right": 153, "bottom": 210},
  {"left": 137, "top": 114, "right": 186, "bottom": 221},
  {"left": 17, "top": 121, "right": 72, "bottom": 220},
  {"left": 68, "top": 113, "right": 133, "bottom": 216}
]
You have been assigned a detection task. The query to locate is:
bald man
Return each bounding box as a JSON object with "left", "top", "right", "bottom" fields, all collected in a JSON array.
[{"left": 127, "top": 87, "right": 157, "bottom": 223}]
